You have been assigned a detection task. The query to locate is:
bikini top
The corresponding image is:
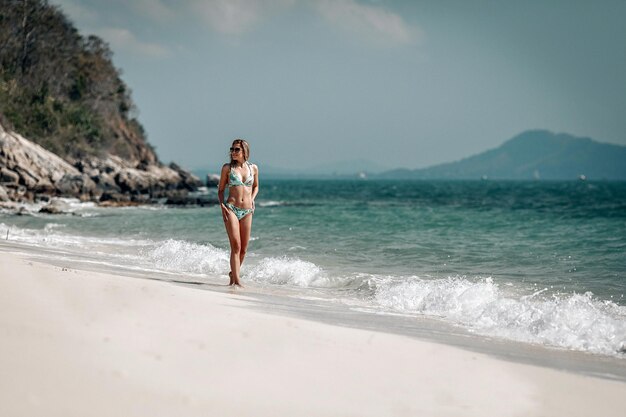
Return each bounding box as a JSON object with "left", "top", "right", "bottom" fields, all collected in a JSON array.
[{"left": 228, "top": 161, "right": 254, "bottom": 187}]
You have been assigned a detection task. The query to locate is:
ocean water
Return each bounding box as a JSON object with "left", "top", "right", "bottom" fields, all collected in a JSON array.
[{"left": 2, "top": 180, "right": 626, "bottom": 357}]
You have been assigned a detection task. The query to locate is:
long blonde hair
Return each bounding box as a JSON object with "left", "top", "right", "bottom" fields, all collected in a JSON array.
[{"left": 229, "top": 138, "right": 250, "bottom": 167}]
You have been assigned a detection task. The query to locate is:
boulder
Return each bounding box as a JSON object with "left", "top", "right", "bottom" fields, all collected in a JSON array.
[
  {"left": 55, "top": 174, "right": 97, "bottom": 196},
  {"left": 13, "top": 166, "right": 38, "bottom": 188},
  {"left": 206, "top": 173, "right": 220, "bottom": 187},
  {"left": 16, "top": 206, "right": 31, "bottom": 216},
  {"left": 130, "top": 193, "right": 151, "bottom": 204},
  {"left": 1, "top": 123, "right": 81, "bottom": 201},
  {"left": 99, "top": 192, "right": 132, "bottom": 203},
  {"left": 0, "top": 184, "right": 8, "bottom": 201},
  {"left": 0, "top": 200, "right": 19, "bottom": 210},
  {"left": 90, "top": 172, "right": 120, "bottom": 192},
  {"left": 39, "top": 199, "right": 71, "bottom": 214},
  {"left": 34, "top": 178, "right": 56, "bottom": 194},
  {"left": 169, "top": 162, "right": 203, "bottom": 190},
  {"left": 0, "top": 167, "right": 19, "bottom": 185},
  {"left": 115, "top": 169, "right": 152, "bottom": 194}
]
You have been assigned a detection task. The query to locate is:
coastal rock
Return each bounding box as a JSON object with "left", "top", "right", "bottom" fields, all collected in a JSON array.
[
  {"left": 55, "top": 174, "right": 97, "bottom": 196},
  {"left": 90, "top": 172, "right": 120, "bottom": 193},
  {"left": 170, "top": 163, "right": 204, "bottom": 190},
  {"left": 100, "top": 192, "right": 132, "bottom": 203},
  {"left": 115, "top": 169, "right": 152, "bottom": 194},
  {"left": 0, "top": 185, "right": 8, "bottom": 201},
  {"left": 38, "top": 199, "right": 71, "bottom": 214},
  {"left": 206, "top": 173, "right": 220, "bottom": 187},
  {"left": 0, "top": 123, "right": 82, "bottom": 201},
  {"left": 34, "top": 178, "right": 56, "bottom": 194},
  {"left": 15, "top": 206, "right": 31, "bottom": 216},
  {"left": 0, "top": 167, "right": 19, "bottom": 185},
  {"left": 1, "top": 122, "right": 205, "bottom": 205},
  {"left": 74, "top": 154, "right": 204, "bottom": 202},
  {"left": 0, "top": 125, "right": 80, "bottom": 179}
]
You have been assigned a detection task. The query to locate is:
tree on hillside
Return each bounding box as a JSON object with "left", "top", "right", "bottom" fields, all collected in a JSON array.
[{"left": 0, "top": 0, "right": 156, "bottom": 164}]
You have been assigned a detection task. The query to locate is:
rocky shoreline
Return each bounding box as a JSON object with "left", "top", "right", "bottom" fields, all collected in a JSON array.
[{"left": 0, "top": 123, "right": 217, "bottom": 213}]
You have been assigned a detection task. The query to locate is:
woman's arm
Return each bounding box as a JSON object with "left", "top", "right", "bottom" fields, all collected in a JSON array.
[
  {"left": 217, "top": 164, "right": 229, "bottom": 205},
  {"left": 251, "top": 164, "right": 259, "bottom": 204}
]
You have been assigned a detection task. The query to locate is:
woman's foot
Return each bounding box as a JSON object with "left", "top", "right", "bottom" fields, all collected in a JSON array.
[{"left": 228, "top": 272, "right": 244, "bottom": 287}]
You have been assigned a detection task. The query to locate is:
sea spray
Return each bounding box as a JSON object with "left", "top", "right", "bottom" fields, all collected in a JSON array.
[
  {"left": 373, "top": 275, "right": 626, "bottom": 355},
  {"left": 145, "top": 239, "right": 229, "bottom": 275},
  {"left": 246, "top": 256, "right": 326, "bottom": 286}
]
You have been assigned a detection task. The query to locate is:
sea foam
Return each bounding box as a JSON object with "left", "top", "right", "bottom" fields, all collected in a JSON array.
[
  {"left": 0, "top": 222, "right": 151, "bottom": 249},
  {"left": 246, "top": 256, "right": 327, "bottom": 286},
  {"left": 373, "top": 275, "right": 626, "bottom": 355},
  {"left": 144, "top": 239, "right": 229, "bottom": 275}
]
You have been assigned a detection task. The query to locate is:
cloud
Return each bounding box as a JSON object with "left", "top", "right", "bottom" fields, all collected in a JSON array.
[
  {"left": 129, "top": 0, "right": 176, "bottom": 22},
  {"left": 51, "top": 0, "right": 97, "bottom": 23},
  {"left": 93, "top": 27, "right": 170, "bottom": 58},
  {"left": 53, "top": 0, "right": 416, "bottom": 48},
  {"left": 50, "top": 2, "right": 170, "bottom": 58},
  {"left": 186, "top": 0, "right": 415, "bottom": 43},
  {"left": 190, "top": 0, "right": 294, "bottom": 35},
  {"left": 313, "top": 0, "right": 415, "bottom": 45}
]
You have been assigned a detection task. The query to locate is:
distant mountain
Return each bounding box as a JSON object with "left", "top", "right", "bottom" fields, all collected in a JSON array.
[{"left": 379, "top": 130, "right": 626, "bottom": 180}]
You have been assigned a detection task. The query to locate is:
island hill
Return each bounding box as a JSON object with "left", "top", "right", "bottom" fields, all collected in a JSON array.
[
  {"left": 0, "top": 0, "right": 208, "bottom": 210},
  {"left": 248, "top": 130, "right": 626, "bottom": 181},
  {"left": 377, "top": 130, "right": 626, "bottom": 181}
]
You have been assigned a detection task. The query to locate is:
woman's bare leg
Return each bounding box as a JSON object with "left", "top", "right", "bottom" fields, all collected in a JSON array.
[
  {"left": 239, "top": 213, "right": 253, "bottom": 266},
  {"left": 223, "top": 210, "right": 242, "bottom": 286}
]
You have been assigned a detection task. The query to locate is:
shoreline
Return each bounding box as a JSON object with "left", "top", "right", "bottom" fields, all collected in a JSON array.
[
  {"left": 1, "top": 244, "right": 625, "bottom": 416},
  {"left": 2, "top": 239, "right": 625, "bottom": 381}
]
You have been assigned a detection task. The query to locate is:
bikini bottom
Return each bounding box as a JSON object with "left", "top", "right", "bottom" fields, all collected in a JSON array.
[{"left": 225, "top": 202, "right": 254, "bottom": 220}]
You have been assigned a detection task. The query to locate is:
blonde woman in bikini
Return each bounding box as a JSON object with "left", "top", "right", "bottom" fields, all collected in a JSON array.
[{"left": 218, "top": 139, "right": 259, "bottom": 287}]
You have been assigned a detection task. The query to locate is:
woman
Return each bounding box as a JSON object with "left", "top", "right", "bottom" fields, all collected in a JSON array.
[{"left": 218, "top": 139, "right": 259, "bottom": 287}]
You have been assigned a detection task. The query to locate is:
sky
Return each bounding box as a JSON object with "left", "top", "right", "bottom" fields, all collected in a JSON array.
[{"left": 50, "top": 0, "right": 626, "bottom": 172}]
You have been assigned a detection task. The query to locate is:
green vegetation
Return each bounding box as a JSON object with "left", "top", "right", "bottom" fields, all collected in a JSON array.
[{"left": 0, "top": 0, "right": 156, "bottom": 163}]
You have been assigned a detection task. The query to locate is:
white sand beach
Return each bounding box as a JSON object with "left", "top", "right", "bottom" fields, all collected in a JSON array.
[{"left": 1, "top": 247, "right": 625, "bottom": 417}]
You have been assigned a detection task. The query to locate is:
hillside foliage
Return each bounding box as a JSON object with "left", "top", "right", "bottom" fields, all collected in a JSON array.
[{"left": 0, "top": 0, "right": 157, "bottom": 164}]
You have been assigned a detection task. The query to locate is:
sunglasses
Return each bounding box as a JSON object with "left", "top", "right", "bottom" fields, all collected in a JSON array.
[{"left": 230, "top": 147, "right": 242, "bottom": 153}]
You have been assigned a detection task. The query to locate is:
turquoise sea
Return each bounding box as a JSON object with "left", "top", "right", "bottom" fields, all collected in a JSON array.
[{"left": 2, "top": 180, "right": 626, "bottom": 357}]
